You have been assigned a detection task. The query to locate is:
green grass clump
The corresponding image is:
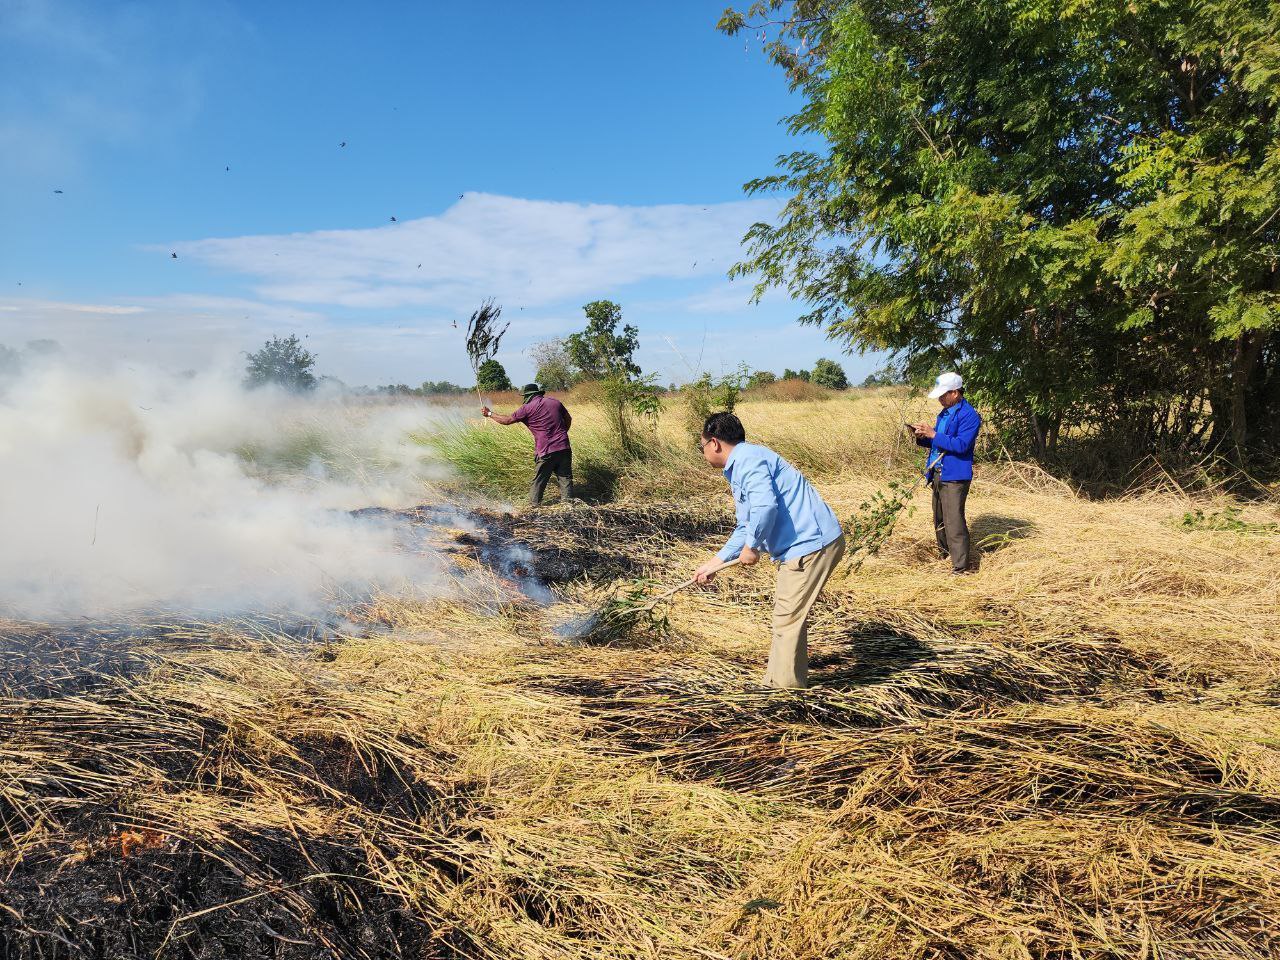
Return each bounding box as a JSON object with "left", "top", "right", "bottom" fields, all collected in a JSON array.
[
  {"left": 418, "top": 418, "right": 626, "bottom": 503},
  {"left": 1180, "top": 505, "right": 1280, "bottom": 535}
]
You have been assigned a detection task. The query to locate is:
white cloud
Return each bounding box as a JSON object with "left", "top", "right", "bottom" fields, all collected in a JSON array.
[
  {"left": 173, "top": 193, "right": 780, "bottom": 311},
  {"left": 0, "top": 295, "right": 325, "bottom": 371},
  {"left": 4, "top": 192, "right": 841, "bottom": 387}
]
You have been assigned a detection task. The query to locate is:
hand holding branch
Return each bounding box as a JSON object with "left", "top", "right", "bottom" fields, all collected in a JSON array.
[{"left": 694, "top": 547, "right": 757, "bottom": 584}]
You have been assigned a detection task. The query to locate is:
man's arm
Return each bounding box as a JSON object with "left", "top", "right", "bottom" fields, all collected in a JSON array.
[
  {"left": 696, "top": 473, "right": 752, "bottom": 583},
  {"left": 481, "top": 406, "right": 521, "bottom": 426},
  {"left": 928, "top": 407, "right": 981, "bottom": 456},
  {"left": 715, "top": 520, "right": 749, "bottom": 565},
  {"left": 737, "top": 459, "right": 779, "bottom": 554},
  {"left": 698, "top": 464, "right": 777, "bottom": 580},
  {"left": 710, "top": 460, "right": 778, "bottom": 564}
]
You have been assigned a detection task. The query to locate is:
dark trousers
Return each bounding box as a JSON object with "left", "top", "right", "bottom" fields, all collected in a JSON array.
[
  {"left": 531, "top": 448, "right": 573, "bottom": 506},
  {"left": 932, "top": 477, "right": 972, "bottom": 571}
]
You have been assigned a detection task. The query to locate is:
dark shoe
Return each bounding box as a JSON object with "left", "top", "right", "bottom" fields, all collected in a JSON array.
[{"left": 951, "top": 567, "right": 974, "bottom": 576}]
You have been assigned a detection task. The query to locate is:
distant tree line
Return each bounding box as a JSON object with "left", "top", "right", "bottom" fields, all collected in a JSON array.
[{"left": 732, "top": 359, "right": 852, "bottom": 390}]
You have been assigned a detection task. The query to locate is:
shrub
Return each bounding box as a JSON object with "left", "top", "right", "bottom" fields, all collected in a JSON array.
[{"left": 683, "top": 367, "right": 748, "bottom": 442}]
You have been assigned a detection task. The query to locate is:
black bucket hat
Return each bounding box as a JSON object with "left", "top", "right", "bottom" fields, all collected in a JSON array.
[{"left": 520, "top": 382, "right": 544, "bottom": 400}]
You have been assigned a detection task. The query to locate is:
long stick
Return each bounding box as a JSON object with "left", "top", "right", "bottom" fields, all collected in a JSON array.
[{"left": 636, "top": 556, "right": 742, "bottom": 611}]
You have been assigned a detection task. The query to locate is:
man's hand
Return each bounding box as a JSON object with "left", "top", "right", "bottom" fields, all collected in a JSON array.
[
  {"left": 693, "top": 559, "right": 722, "bottom": 584},
  {"left": 481, "top": 406, "right": 491, "bottom": 418},
  {"left": 913, "top": 423, "right": 936, "bottom": 440},
  {"left": 738, "top": 545, "right": 760, "bottom": 567}
]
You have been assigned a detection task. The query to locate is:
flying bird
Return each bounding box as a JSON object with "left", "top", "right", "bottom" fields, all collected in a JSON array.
[
  {"left": 417, "top": 263, "right": 422, "bottom": 269},
  {"left": 390, "top": 216, "right": 397, "bottom": 222},
  {"left": 170, "top": 252, "right": 178, "bottom": 259},
  {"left": 451, "top": 320, "right": 457, "bottom": 328},
  {"left": 339, "top": 141, "right": 347, "bottom": 147},
  {"left": 225, "top": 165, "right": 230, "bottom": 171},
  {"left": 53, "top": 189, "right": 63, "bottom": 194}
]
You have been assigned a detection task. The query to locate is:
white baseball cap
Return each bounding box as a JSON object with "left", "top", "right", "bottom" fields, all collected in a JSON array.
[{"left": 927, "top": 371, "right": 963, "bottom": 399}]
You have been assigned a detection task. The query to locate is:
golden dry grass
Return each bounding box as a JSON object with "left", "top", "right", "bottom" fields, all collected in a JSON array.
[{"left": 3, "top": 389, "right": 1280, "bottom": 958}]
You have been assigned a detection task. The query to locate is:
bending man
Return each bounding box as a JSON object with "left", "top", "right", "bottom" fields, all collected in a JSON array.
[
  {"left": 482, "top": 382, "right": 574, "bottom": 507},
  {"left": 693, "top": 412, "right": 845, "bottom": 690}
]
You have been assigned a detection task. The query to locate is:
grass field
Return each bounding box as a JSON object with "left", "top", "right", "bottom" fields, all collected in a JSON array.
[{"left": 4, "top": 388, "right": 1280, "bottom": 959}]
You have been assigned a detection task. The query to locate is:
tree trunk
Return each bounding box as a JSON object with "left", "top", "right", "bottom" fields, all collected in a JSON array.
[
  {"left": 1228, "top": 332, "right": 1265, "bottom": 460},
  {"left": 1029, "top": 410, "right": 1047, "bottom": 461}
]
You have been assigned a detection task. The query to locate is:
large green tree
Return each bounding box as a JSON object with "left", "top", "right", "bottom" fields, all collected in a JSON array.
[
  {"left": 565, "top": 300, "right": 641, "bottom": 381},
  {"left": 720, "top": 0, "right": 1280, "bottom": 465},
  {"left": 475, "top": 359, "right": 512, "bottom": 392},
  {"left": 811, "top": 357, "right": 849, "bottom": 389},
  {"left": 244, "top": 335, "right": 317, "bottom": 392}
]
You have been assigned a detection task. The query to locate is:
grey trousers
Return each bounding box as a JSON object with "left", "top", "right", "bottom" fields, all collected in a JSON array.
[
  {"left": 932, "top": 477, "right": 972, "bottom": 571},
  {"left": 766, "top": 535, "right": 847, "bottom": 690},
  {"left": 531, "top": 448, "right": 573, "bottom": 506}
]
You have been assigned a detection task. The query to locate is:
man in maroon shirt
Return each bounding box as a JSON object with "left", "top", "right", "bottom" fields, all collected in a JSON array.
[{"left": 482, "top": 382, "right": 574, "bottom": 507}]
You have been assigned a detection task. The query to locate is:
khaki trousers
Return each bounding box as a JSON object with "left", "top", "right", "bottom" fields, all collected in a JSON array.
[{"left": 765, "top": 535, "right": 847, "bottom": 690}]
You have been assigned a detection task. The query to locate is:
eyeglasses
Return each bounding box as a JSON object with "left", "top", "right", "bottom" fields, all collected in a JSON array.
[{"left": 696, "top": 437, "right": 714, "bottom": 452}]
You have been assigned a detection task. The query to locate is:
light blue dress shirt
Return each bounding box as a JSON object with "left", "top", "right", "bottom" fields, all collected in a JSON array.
[{"left": 716, "top": 442, "right": 844, "bottom": 564}]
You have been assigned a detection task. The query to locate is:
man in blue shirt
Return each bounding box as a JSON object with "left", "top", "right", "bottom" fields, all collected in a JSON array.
[
  {"left": 911, "top": 372, "right": 983, "bottom": 574},
  {"left": 693, "top": 412, "right": 845, "bottom": 690}
]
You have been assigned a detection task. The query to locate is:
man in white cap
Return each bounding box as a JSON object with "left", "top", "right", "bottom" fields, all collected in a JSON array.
[{"left": 911, "top": 372, "right": 982, "bottom": 574}]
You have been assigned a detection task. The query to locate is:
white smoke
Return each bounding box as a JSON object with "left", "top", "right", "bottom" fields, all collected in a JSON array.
[{"left": 0, "top": 359, "right": 459, "bottom": 619}]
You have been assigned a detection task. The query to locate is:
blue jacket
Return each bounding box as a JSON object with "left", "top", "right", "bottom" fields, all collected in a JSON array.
[
  {"left": 917, "top": 398, "right": 982, "bottom": 482},
  {"left": 716, "top": 443, "right": 843, "bottom": 563}
]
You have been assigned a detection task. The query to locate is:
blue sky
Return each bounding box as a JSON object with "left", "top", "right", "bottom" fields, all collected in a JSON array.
[{"left": 1, "top": 0, "right": 878, "bottom": 387}]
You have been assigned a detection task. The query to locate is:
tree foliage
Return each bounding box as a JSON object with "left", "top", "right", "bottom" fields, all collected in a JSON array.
[
  {"left": 562, "top": 300, "right": 659, "bottom": 456},
  {"left": 721, "top": 0, "right": 1280, "bottom": 467},
  {"left": 811, "top": 357, "right": 849, "bottom": 389},
  {"left": 861, "top": 363, "right": 903, "bottom": 388},
  {"left": 475, "top": 359, "right": 512, "bottom": 392},
  {"left": 244, "top": 335, "right": 317, "bottom": 392},
  {"left": 420, "top": 380, "right": 467, "bottom": 395},
  {"left": 565, "top": 300, "right": 641, "bottom": 381},
  {"left": 529, "top": 339, "right": 574, "bottom": 391}
]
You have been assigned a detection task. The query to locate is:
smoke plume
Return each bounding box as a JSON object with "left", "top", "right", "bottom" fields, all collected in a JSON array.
[{"left": 0, "top": 360, "right": 457, "bottom": 619}]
